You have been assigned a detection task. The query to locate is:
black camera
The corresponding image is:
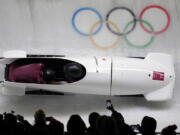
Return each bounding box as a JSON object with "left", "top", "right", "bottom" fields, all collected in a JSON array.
[
  {"left": 106, "top": 99, "right": 114, "bottom": 111},
  {"left": 46, "top": 116, "right": 54, "bottom": 121},
  {"left": 130, "top": 124, "right": 140, "bottom": 132}
]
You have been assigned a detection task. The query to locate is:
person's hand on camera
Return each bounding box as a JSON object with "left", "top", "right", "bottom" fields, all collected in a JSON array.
[
  {"left": 16, "top": 115, "right": 24, "bottom": 122},
  {"left": 46, "top": 116, "right": 55, "bottom": 122},
  {"left": 107, "top": 104, "right": 114, "bottom": 111},
  {"left": 106, "top": 100, "right": 114, "bottom": 111}
]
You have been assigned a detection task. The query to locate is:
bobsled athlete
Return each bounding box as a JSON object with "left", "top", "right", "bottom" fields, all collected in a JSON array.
[
  {"left": 8, "top": 62, "right": 84, "bottom": 84},
  {"left": 8, "top": 63, "right": 45, "bottom": 84},
  {"left": 8, "top": 63, "right": 64, "bottom": 84},
  {"left": 63, "top": 62, "right": 84, "bottom": 83},
  {"left": 43, "top": 62, "right": 84, "bottom": 84},
  {"left": 106, "top": 100, "right": 136, "bottom": 135},
  {"left": 43, "top": 67, "right": 68, "bottom": 84}
]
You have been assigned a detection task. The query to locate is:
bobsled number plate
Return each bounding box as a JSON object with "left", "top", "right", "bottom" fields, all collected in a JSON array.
[{"left": 153, "top": 71, "right": 164, "bottom": 81}]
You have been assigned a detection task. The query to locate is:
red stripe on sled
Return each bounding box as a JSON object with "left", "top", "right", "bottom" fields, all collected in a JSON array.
[{"left": 153, "top": 71, "right": 164, "bottom": 81}]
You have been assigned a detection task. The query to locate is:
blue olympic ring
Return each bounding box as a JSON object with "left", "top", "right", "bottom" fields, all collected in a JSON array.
[{"left": 72, "top": 7, "right": 103, "bottom": 36}]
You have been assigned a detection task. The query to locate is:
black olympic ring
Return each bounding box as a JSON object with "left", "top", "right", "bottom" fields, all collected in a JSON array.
[{"left": 105, "top": 7, "right": 137, "bottom": 36}]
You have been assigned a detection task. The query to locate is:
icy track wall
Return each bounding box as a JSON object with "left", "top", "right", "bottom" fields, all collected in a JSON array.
[
  {"left": 0, "top": 0, "right": 180, "bottom": 132},
  {"left": 0, "top": 0, "right": 179, "bottom": 56}
]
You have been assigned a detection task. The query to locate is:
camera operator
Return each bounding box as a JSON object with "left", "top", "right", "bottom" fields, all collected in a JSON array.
[
  {"left": 16, "top": 114, "right": 33, "bottom": 135},
  {"left": 161, "top": 124, "right": 177, "bottom": 135},
  {"left": 0, "top": 113, "right": 5, "bottom": 134},
  {"left": 46, "top": 116, "right": 64, "bottom": 135},
  {"left": 3, "top": 111, "right": 24, "bottom": 135},
  {"left": 32, "top": 109, "right": 50, "bottom": 135},
  {"left": 106, "top": 100, "right": 136, "bottom": 135}
]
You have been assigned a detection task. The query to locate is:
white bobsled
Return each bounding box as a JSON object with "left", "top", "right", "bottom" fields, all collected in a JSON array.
[{"left": 0, "top": 50, "right": 175, "bottom": 101}]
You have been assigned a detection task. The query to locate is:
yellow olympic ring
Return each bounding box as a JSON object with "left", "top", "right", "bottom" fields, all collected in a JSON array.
[{"left": 89, "top": 20, "right": 122, "bottom": 51}]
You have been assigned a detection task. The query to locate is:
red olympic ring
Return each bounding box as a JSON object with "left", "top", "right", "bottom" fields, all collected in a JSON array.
[{"left": 139, "top": 5, "right": 171, "bottom": 35}]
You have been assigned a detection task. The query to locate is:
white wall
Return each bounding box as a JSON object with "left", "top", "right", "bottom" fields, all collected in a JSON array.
[{"left": 0, "top": 0, "right": 180, "bottom": 132}]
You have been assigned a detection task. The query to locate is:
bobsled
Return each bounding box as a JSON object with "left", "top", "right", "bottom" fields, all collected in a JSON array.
[{"left": 0, "top": 50, "right": 175, "bottom": 101}]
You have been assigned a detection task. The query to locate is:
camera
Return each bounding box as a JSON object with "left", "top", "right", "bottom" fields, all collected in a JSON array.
[
  {"left": 130, "top": 124, "right": 140, "bottom": 132},
  {"left": 46, "top": 116, "right": 54, "bottom": 121},
  {"left": 106, "top": 99, "right": 114, "bottom": 110},
  {"left": 16, "top": 114, "right": 24, "bottom": 122}
]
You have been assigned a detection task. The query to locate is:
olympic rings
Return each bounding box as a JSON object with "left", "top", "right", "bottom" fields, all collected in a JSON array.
[
  {"left": 139, "top": 5, "right": 171, "bottom": 35},
  {"left": 124, "top": 19, "right": 155, "bottom": 48},
  {"left": 89, "top": 20, "right": 122, "bottom": 50},
  {"left": 71, "top": 5, "right": 171, "bottom": 50},
  {"left": 106, "top": 7, "right": 137, "bottom": 36},
  {"left": 72, "top": 7, "right": 103, "bottom": 36}
]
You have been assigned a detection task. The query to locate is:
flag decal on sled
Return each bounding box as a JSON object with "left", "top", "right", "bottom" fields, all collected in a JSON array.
[{"left": 153, "top": 71, "right": 164, "bottom": 81}]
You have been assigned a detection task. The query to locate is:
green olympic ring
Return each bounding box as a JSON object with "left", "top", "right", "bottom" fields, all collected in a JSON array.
[{"left": 124, "top": 19, "right": 155, "bottom": 48}]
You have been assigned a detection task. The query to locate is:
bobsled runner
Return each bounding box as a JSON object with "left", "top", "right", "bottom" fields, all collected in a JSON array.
[{"left": 0, "top": 50, "right": 175, "bottom": 101}]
